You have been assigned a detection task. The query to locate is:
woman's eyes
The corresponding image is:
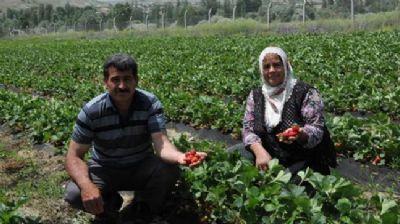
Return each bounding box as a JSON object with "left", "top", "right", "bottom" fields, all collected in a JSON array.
[{"left": 264, "top": 63, "right": 282, "bottom": 69}]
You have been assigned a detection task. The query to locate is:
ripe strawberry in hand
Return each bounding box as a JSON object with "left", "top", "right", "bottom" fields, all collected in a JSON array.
[
  {"left": 276, "top": 124, "right": 300, "bottom": 142},
  {"left": 184, "top": 149, "right": 201, "bottom": 165}
]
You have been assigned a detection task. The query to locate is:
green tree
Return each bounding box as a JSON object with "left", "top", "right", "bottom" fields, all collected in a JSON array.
[
  {"left": 236, "top": 0, "right": 246, "bottom": 17},
  {"left": 164, "top": 2, "right": 177, "bottom": 25},
  {"left": 54, "top": 6, "right": 66, "bottom": 23},
  {"left": 38, "top": 4, "right": 45, "bottom": 21},
  {"left": 176, "top": 4, "right": 204, "bottom": 26},
  {"left": 246, "top": 0, "right": 262, "bottom": 12},
  {"left": 131, "top": 6, "right": 144, "bottom": 22},
  {"left": 201, "top": 0, "right": 219, "bottom": 16},
  {"left": 44, "top": 4, "right": 53, "bottom": 22},
  {"left": 111, "top": 3, "right": 132, "bottom": 30},
  {"left": 78, "top": 7, "right": 98, "bottom": 31},
  {"left": 222, "top": 0, "right": 232, "bottom": 18},
  {"left": 365, "top": 0, "right": 398, "bottom": 12}
]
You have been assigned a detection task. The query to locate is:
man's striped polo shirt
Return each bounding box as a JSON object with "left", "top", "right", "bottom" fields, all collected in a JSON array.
[{"left": 71, "top": 88, "right": 166, "bottom": 167}]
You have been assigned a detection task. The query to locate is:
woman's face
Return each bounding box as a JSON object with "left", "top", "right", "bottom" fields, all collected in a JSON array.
[{"left": 262, "top": 53, "right": 285, "bottom": 87}]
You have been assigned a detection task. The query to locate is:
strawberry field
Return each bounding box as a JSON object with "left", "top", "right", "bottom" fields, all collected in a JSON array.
[{"left": 0, "top": 31, "right": 399, "bottom": 223}]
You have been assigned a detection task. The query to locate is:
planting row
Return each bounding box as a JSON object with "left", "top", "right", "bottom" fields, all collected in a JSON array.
[
  {"left": 0, "top": 88, "right": 399, "bottom": 168},
  {"left": 0, "top": 31, "right": 399, "bottom": 117}
]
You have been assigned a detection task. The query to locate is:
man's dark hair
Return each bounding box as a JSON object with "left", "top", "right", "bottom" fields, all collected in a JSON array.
[{"left": 103, "top": 53, "right": 138, "bottom": 81}]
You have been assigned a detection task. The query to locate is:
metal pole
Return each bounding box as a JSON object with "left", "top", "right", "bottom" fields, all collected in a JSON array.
[
  {"left": 130, "top": 16, "right": 133, "bottom": 31},
  {"left": 113, "top": 17, "right": 117, "bottom": 31},
  {"left": 184, "top": 9, "right": 188, "bottom": 29},
  {"left": 161, "top": 10, "right": 165, "bottom": 29},
  {"left": 350, "top": 0, "right": 354, "bottom": 27},
  {"left": 267, "top": 2, "right": 272, "bottom": 29},
  {"left": 232, "top": 5, "right": 237, "bottom": 21},
  {"left": 146, "top": 13, "right": 149, "bottom": 30},
  {"left": 303, "top": 0, "right": 306, "bottom": 24},
  {"left": 85, "top": 20, "right": 87, "bottom": 32},
  {"left": 99, "top": 18, "right": 102, "bottom": 31},
  {"left": 208, "top": 8, "right": 212, "bottom": 23}
]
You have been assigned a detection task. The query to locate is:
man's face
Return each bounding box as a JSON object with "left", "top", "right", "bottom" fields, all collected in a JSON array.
[
  {"left": 104, "top": 66, "right": 137, "bottom": 104},
  {"left": 262, "top": 53, "right": 285, "bottom": 87}
]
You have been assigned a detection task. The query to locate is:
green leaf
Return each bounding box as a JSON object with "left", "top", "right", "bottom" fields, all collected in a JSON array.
[
  {"left": 272, "top": 170, "right": 291, "bottom": 184},
  {"left": 297, "top": 167, "right": 312, "bottom": 182},
  {"left": 310, "top": 213, "right": 327, "bottom": 224},
  {"left": 264, "top": 203, "right": 275, "bottom": 212},
  {"left": 233, "top": 195, "right": 243, "bottom": 208},
  {"left": 381, "top": 212, "right": 398, "bottom": 224},
  {"left": 381, "top": 199, "right": 397, "bottom": 215},
  {"left": 288, "top": 185, "right": 305, "bottom": 197},
  {"left": 267, "top": 158, "right": 280, "bottom": 173},
  {"left": 336, "top": 198, "right": 352, "bottom": 214}
]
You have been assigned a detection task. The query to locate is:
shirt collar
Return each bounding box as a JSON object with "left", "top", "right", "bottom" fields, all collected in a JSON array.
[{"left": 105, "top": 91, "right": 137, "bottom": 112}]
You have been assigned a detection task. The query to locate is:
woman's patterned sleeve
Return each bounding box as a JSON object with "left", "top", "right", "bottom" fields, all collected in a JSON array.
[
  {"left": 300, "top": 88, "right": 325, "bottom": 149},
  {"left": 242, "top": 90, "right": 262, "bottom": 147}
]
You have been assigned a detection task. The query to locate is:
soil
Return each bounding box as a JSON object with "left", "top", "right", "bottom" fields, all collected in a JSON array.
[
  {"left": 0, "top": 124, "right": 199, "bottom": 224},
  {"left": 0, "top": 125, "right": 88, "bottom": 224}
]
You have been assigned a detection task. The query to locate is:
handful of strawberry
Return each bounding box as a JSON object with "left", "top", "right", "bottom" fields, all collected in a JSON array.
[
  {"left": 184, "top": 149, "right": 201, "bottom": 165},
  {"left": 276, "top": 124, "right": 300, "bottom": 142}
]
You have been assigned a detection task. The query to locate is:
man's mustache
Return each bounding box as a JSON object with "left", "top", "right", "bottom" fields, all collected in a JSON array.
[{"left": 117, "top": 88, "right": 130, "bottom": 93}]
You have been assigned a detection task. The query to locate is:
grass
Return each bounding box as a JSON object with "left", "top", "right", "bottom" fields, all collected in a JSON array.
[{"left": 0, "top": 132, "right": 76, "bottom": 223}]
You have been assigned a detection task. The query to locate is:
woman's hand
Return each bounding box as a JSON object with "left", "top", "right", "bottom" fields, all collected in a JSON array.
[
  {"left": 285, "top": 128, "right": 308, "bottom": 144},
  {"left": 250, "top": 143, "right": 272, "bottom": 171},
  {"left": 282, "top": 127, "right": 301, "bottom": 144},
  {"left": 277, "top": 125, "right": 308, "bottom": 144},
  {"left": 255, "top": 151, "right": 273, "bottom": 171}
]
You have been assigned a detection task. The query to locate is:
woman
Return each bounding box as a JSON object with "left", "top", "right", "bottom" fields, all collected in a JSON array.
[{"left": 238, "top": 46, "right": 336, "bottom": 175}]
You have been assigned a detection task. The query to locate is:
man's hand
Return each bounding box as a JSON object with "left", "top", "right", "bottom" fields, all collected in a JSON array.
[
  {"left": 179, "top": 149, "right": 207, "bottom": 167},
  {"left": 152, "top": 132, "right": 207, "bottom": 165},
  {"left": 65, "top": 141, "right": 104, "bottom": 215},
  {"left": 81, "top": 183, "right": 104, "bottom": 215}
]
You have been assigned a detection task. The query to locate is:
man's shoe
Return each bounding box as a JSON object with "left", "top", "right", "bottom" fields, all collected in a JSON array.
[
  {"left": 91, "top": 210, "right": 120, "bottom": 224},
  {"left": 119, "top": 201, "right": 152, "bottom": 223}
]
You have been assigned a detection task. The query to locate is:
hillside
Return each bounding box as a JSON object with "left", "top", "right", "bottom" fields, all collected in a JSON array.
[
  {"left": 0, "top": 0, "right": 105, "bottom": 10},
  {"left": 0, "top": 0, "right": 323, "bottom": 11}
]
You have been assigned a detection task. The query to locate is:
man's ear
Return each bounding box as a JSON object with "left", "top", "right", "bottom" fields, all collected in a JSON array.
[
  {"left": 134, "top": 74, "right": 139, "bottom": 85},
  {"left": 103, "top": 80, "right": 109, "bottom": 89}
]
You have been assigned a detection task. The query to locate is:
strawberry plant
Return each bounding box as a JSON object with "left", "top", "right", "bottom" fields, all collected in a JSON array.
[
  {"left": 0, "top": 191, "right": 41, "bottom": 224},
  {"left": 0, "top": 31, "right": 399, "bottom": 168},
  {"left": 175, "top": 136, "right": 400, "bottom": 223}
]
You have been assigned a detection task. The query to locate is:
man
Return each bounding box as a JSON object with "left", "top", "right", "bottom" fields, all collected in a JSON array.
[{"left": 64, "top": 53, "right": 206, "bottom": 223}]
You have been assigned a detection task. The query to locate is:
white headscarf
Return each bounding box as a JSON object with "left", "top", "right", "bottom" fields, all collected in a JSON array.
[{"left": 258, "top": 47, "right": 297, "bottom": 130}]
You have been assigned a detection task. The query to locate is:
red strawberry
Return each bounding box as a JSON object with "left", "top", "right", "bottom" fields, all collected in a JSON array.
[
  {"left": 372, "top": 155, "right": 381, "bottom": 165},
  {"left": 277, "top": 125, "right": 300, "bottom": 142},
  {"left": 185, "top": 149, "right": 201, "bottom": 165},
  {"left": 291, "top": 124, "right": 300, "bottom": 132},
  {"left": 286, "top": 130, "right": 298, "bottom": 137}
]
